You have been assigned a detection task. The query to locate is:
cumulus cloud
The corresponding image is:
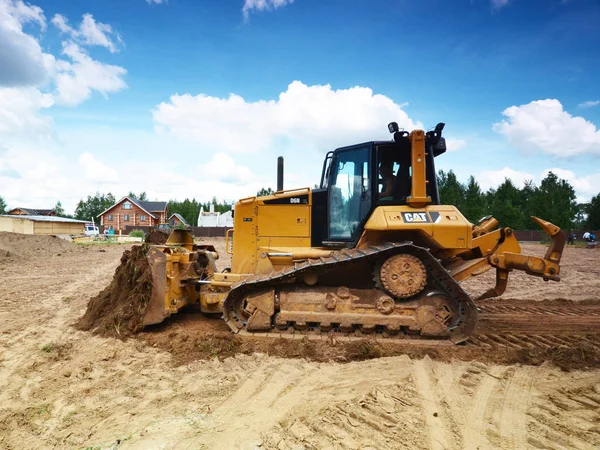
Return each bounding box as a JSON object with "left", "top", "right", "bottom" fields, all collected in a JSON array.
[
  {"left": 579, "top": 100, "right": 600, "bottom": 108},
  {"left": 199, "top": 153, "right": 255, "bottom": 184},
  {"left": 146, "top": 0, "right": 166, "bottom": 4},
  {"left": 243, "top": 0, "right": 294, "bottom": 19},
  {"left": 0, "top": 87, "right": 54, "bottom": 134},
  {"left": 51, "top": 13, "right": 120, "bottom": 53},
  {"left": 54, "top": 42, "right": 127, "bottom": 106},
  {"left": 0, "top": 0, "right": 53, "bottom": 86},
  {"left": 153, "top": 81, "right": 420, "bottom": 154},
  {"left": 0, "top": 144, "right": 69, "bottom": 209},
  {"left": 78, "top": 152, "right": 119, "bottom": 182},
  {"left": 492, "top": 99, "right": 600, "bottom": 157}
]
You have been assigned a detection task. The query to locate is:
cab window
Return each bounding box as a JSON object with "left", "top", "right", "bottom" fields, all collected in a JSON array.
[{"left": 328, "top": 146, "right": 371, "bottom": 240}]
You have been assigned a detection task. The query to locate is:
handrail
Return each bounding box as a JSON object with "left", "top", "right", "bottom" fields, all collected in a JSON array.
[
  {"left": 225, "top": 228, "right": 234, "bottom": 254},
  {"left": 273, "top": 187, "right": 311, "bottom": 196}
]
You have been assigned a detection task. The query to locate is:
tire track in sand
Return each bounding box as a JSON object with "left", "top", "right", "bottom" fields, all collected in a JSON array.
[{"left": 412, "top": 358, "right": 452, "bottom": 450}]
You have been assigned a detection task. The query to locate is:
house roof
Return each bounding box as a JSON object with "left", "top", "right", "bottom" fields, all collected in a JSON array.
[
  {"left": 1, "top": 215, "right": 86, "bottom": 223},
  {"left": 137, "top": 200, "right": 167, "bottom": 212},
  {"left": 98, "top": 196, "right": 167, "bottom": 219},
  {"left": 7, "top": 208, "right": 55, "bottom": 215},
  {"left": 169, "top": 213, "right": 189, "bottom": 226}
]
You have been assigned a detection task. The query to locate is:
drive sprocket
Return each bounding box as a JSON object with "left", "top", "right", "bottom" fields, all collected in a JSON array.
[{"left": 379, "top": 253, "right": 427, "bottom": 299}]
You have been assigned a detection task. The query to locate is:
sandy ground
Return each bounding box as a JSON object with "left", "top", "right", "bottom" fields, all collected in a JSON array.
[{"left": 0, "top": 234, "right": 599, "bottom": 449}]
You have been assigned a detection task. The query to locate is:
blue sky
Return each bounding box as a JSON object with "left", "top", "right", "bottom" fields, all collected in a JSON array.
[{"left": 1, "top": 0, "right": 599, "bottom": 214}]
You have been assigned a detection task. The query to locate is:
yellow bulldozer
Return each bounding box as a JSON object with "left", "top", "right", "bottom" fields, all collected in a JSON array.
[{"left": 144, "top": 122, "right": 565, "bottom": 344}]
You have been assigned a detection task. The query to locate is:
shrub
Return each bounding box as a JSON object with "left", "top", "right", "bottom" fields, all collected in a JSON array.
[{"left": 129, "top": 229, "right": 145, "bottom": 239}]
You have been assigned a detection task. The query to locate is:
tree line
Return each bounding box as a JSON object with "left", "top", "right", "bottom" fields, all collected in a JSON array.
[
  {"left": 1, "top": 171, "right": 599, "bottom": 230},
  {"left": 437, "top": 170, "right": 591, "bottom": 231}
]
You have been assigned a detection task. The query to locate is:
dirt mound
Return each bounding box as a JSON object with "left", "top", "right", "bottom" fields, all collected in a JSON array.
[
  {"left": 75, "top": 244, "right": 153, "bottom": 337},
  {"left": 145, "top": 229, "right": 168, "bottom": 245},
  {"left": 0, "top": 232, "right": 84, "bottom": 259}
]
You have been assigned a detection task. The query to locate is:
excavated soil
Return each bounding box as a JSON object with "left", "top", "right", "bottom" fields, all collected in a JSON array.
[
  {"left": 0, "top": 231, "right": 85, "bottom": 259},
  {"left": 3, "top": 235, "right": 600, "bottom": 449},
  {"left": 144, "top": 229, "right": 168, "bottom": 245},
  {"left": 75, "top": 244, "right": 153, "bottom": 337}
]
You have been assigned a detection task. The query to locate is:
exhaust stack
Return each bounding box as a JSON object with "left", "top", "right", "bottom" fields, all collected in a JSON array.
[{"left": 277, "top": 156, "right": 284, "bottom": 192}]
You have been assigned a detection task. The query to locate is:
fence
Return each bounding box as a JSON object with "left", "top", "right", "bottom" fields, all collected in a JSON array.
[
  {"left": 120, "top": 226, "right": 598, "bottom": 242},
  {"left": 515, "top": 230, "right": 599, "bottom": 242}
]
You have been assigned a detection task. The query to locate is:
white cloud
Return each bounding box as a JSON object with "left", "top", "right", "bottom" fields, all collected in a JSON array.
[
  {"left": 146, "top": 0, "right": 166, "bottom": 4},
  {"left": 0, "top": 144, "right": 69, "bottom": 210},
  {"left": 477, "top": 166, "right": 534, "bottom": 191},
  {"left": 579, "top": 100, "right": 600, "bottom": 108},
  {"left": 492, "top": 99, "right": 600, "bottom": 157},
  {"left": 199, "top": 153, "right": 255, "bottom": 184},
  {"left": 51, "top": 13, "right": 119, "bottom": 53},
  {"left": 0, "top": 0, "right": 52, "bottom": 86},
  {"left": 153, "top": 81, "right": 420, "bottom": 154},
  {"left": 446, "top": 138, "right": 466, "bottom": 152},
  {"left": 0, "top": 87, "right": 54, "bottom": 134},
  {"left": 78, "top": 152, "right": 119, "bottom": 183},
  {"left": 54, "top": 41, "right": 127, "bottom": 106},
  {"left": 243, "top": 0, "right": 294, "bottom": 19},
  {"left": 3, "top": 0, "right": 45, "bottom": 29}
]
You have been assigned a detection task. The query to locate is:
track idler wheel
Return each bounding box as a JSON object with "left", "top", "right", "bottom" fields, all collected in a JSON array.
[{"left": 379, "top": 253, "right": 427, "bottom": 299}]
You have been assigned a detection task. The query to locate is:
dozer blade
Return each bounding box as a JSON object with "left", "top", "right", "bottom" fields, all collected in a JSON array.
[{"left": 143, "top": 247, "right": 172, "bottom": 326}]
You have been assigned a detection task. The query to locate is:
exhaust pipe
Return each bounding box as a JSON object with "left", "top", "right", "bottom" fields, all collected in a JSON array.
[{"left": 277, "top": 156, "right": 284, "bottom": 191}]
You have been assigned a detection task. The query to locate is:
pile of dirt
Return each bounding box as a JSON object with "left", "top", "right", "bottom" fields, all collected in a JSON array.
[
  {"left": 75, "top": 244, "right": 154, "bottom": 337},
  {"left": 145, "top": 229, "right": 168, "bottom": 245},
  {"left": 0, "top": 232, "right": 84, "bottom": 259}
]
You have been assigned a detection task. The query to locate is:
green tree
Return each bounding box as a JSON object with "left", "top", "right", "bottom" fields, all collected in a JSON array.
[
  {"left": 462, "top": 176, "right": 487, "bottom": 223},
  {"left": 54, "top": 201, "right": 66, "bottom": 217},
  {"left": 586, "top": 194, "right": 600, "bottom": 229},
  {"left": 257, "top": 187, "right": 274, "bottom": 197},
  {"left": 573, "top": 203, "right": 589, "bottom": 229},
  {"left": 0, "top": 196, "right": 6, "bottom": 214},
  {"left": 529, "top": 172, "right": 577, "bottom": 230},
  {"left": 486, "top": 178, "right": 527, "bottom": 229},
  {"left": 74, "top": 192, "right": 116, "bottom": 222},
  {"left": 437, "top": 170, "right": 465, "bottom": 210},
  {"left": 128, "top": 191, "right": 148, "bottom": 201}
]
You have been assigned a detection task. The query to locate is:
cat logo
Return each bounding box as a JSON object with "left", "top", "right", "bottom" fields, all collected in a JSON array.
[{"left": 401, "top": 212, "right": 430, "bottom": 223}]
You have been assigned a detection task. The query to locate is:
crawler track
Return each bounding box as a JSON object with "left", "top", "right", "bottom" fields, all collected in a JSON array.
[
  {"left": 222, "top": 242, "right": 479, "bottom": 344},
  {"left": 226, "top": 299, "right": 600, "bottom": 356}
]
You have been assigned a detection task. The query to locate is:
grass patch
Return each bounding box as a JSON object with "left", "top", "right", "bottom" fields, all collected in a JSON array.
[
  {"left": 128, "top": 229, "right": 146, "bottom": 239},
  {"left": 40, "top": 343, "right": 54, "bottom": 353}
]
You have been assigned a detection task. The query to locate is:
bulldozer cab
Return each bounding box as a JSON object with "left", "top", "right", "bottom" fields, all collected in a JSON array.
[{"left": 313, "top": 123, "right": 447, "bottom": 246}]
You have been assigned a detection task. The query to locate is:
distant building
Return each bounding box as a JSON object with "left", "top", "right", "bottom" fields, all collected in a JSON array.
[
  {"left": 0, "top": 215, "right": 86, "bottom": 235},
  {"left": 98, "top": 196, "right": 168, "bottom": 232},
  {"left": 197, "top": 204, "right": 233, "bottom": 227},
  {"left": 168, "top": 213, "right": 189, "bottom": 227},
  {"left": 7, "top": 208, "right": 56, "bottom": 216}
]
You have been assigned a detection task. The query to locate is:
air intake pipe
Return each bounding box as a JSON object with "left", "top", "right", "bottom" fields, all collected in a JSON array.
[{"left": 277, "top": 156, "right": 284, "bottom": 192}]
